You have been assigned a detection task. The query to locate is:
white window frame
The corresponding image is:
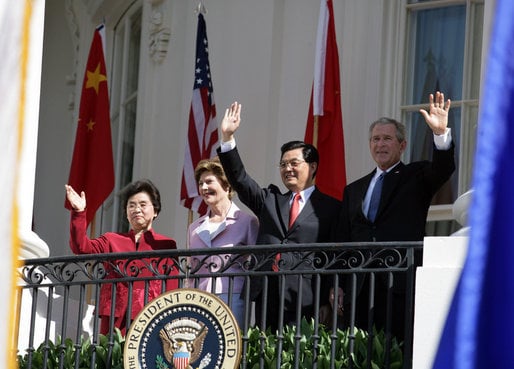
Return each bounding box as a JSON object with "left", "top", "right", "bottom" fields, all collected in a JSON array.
[
  {"left": 102, "top": 0, "right": 143, "bottom": 232},
  {"left": 400, "top": 0, "right": 484, "bottom": 224}
]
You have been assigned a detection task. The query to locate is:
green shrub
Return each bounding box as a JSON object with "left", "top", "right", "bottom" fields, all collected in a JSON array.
[
  {"left": 17, "top": 328, "right": 125, "bottom": 369},
  {"left": 17, "top": 320, "right": 402, "bottom": 369},
  {"left": 245, "top": 318, "right": 403, "bottom": 369}
]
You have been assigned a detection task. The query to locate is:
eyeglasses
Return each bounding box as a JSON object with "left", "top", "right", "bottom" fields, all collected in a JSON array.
[
  {"left": 127, "top": 202, "right": 153, "bottom": 211},
  {"left": 278, "top": 159, "right": 306, "bottom": 169}
]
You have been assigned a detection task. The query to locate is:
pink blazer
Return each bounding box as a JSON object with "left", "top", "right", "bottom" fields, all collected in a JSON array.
[{"left": 187, "top": 202, "right": 259, "bottom": 293}]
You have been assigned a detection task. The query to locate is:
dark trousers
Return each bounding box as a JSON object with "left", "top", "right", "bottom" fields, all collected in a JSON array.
[{"left": 253, "top": 275, "right": 314, "bottom": 333}]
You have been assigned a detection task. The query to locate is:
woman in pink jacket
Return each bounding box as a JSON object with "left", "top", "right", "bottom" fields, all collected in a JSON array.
[
  {"left": 65, "top": 179, "right": 178, "bottom": 335},
  {"left": 188, "top": 158, "right": 258, "bottom": 327}
]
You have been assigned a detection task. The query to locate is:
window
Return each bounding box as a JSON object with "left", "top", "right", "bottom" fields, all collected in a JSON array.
[
  {"left": 402, "top": 0, "right": 484, "bottom": 235},
  {"left": 103, "top": 2, "right": 143, "bottom": 233}
]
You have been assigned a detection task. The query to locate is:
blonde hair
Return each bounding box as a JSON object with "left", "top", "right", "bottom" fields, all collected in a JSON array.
[{"left": 194, "top": 157, "right": 234, "bottom": 200}]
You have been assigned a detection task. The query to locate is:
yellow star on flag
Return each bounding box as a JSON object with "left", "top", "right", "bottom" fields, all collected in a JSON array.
[
  {"left": 86, "top": 120, "right": 96, "bottom": 131},
  {"left": 86, "top": 63, "right": 107, "bottom": 94}
]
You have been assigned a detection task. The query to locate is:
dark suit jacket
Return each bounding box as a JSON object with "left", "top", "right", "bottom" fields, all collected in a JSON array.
[
  {"left": 218, "top": 146, "right": 341, "bottom": 311},
  {"left": 334, "top": 143, "right": 455, "bottom": 243},
  {"left": 333, "top": 144, "right": 455, "bottom": 338}
]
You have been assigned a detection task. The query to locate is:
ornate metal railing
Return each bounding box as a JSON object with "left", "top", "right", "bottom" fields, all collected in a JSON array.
[{"left": 15, "top": 242, "right": 422, "bottom": 369}]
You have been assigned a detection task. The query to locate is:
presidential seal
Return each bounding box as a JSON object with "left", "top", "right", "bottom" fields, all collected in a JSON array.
[{"left": 124, "top": 289, "right": 241, "bottom": 369}]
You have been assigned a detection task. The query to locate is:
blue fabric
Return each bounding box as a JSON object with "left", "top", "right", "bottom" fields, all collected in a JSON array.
[
  {"left": 432, "top": 1, "right": 514, "bottom": 368},
  {"left": 367, "top": 173, "right": 384, "bottom": 222}
]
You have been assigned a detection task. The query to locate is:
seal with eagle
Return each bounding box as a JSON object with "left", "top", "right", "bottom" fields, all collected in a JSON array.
[{"left": 159, "top": 318, "right": 209, "bottom": 369}]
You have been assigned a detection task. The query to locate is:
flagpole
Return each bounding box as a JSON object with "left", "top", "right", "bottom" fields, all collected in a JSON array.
[
  {"left": 313, "top": 115, "right": 319, "bottom": 148},
  {"left": 312, "top": 115, "right": 319, "bottom": 185},
  {"left": 66, "top": 27, "right": 114, "bottom": 226},
  {"left": 89, "top": 214, "right": 96, "bottom": 239},
  {"left": 181, "top": 1, "right": 217, "bottom": 288},
  {"left": 86, "top": 214, "right": 97, "bottom": 305},
  {"left": 304, "top": 0, "right": 346, "bottom": 200},
  {"left": 184, "top": 2, "right": 196, "bottom": 286},
  {"left": 186, "top": 209, "right": 194, "bottom": 250},
  {"left": 183, "top": 209, "right": 194, "bottom": 288},
  {"left": 194, "top": 1, "right": 207, "bottom": 15}
]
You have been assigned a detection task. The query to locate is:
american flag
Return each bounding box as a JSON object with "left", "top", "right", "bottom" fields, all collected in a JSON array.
[{"left": 180, "top": 13, "right": 218, "bottom": 215}]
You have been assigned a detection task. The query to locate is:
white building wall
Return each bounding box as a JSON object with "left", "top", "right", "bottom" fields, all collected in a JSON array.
[
  {"left": 34, "top": 0, "right": 397, "bottom": 254},
  {"left": 27, "top": 0, "right": 496, "bottom": 364},
  {"left": 32, "top": 0, "right": 494, "bottom": 248}
]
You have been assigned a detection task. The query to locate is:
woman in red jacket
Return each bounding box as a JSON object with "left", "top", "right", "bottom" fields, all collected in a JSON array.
[{"left": 65, "top": 179, "right": 178, "bottom": 335}]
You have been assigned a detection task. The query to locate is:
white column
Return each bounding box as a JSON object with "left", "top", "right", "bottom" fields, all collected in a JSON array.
[
  {"left": 18, "top": 0, "right": 49, "bottom": 259},
  {"left": 412, "top": 236, "right": 468, "bottom": 369},
  {"left": 412, "top": 190, "right": 472, "bottom": 368}
]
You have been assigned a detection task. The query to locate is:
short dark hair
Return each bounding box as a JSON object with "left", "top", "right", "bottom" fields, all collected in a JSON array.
[
  {"left": 369, "top": 117, "right": 406, "bottom": 143},
  {"left": 280, "top": 140, "right": 319, "bottom": 177},
  {"left": 122, "top": 179, "right": 162, "bottom": 215}
]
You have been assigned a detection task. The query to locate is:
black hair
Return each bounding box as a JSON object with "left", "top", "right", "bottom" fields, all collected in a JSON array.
[
  {"left": 280, "top": 140, "right": 319, "bottom": 177},
  {"left": 122, "top": 179, "right": 162, "bottom": 215}
]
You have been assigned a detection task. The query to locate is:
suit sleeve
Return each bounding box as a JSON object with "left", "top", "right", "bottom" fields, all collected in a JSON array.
[
  {"left": 217, "top": 146, "right": 268, "bottom": 215},
  {"left": 332, "top": 186, "right": 351, "bottom": 242},
  {"left": 428, "top": 142, "right": 456, "bottom": 193},
  {"left": 69, "top": 210, "right": 111, "bottom": 254}
]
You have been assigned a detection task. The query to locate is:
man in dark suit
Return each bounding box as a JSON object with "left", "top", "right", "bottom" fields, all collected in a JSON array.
[
  {"left": 333, "top": 91, "right": 455, "bottom": 339},
  {"left": 217, "top": 101, "right": 341, "bottom": 332}
]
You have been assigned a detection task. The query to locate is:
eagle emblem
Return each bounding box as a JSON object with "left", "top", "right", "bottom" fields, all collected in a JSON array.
[
  {"left": 159, "top": 318, "right": 209, "bottom": 369},
  {"left": 172, "top": 342, "right": 190, "bottom": 369}
]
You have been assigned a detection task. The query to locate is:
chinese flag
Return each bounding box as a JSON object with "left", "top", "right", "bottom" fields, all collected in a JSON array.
[
  {"left": 305, "top": 0, "right": 346, "bottom": 200},
  {"left": 66, "top": 25, "right": 114, "bottom": 225}
]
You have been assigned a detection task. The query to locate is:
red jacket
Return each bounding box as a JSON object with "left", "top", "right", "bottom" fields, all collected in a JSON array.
[{"left": 70, "top": 211, "right": 179, "bottom": 319}]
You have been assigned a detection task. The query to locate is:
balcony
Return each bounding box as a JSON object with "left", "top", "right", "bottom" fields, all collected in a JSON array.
[{"left": 16, "top": 242, "right": 425, "bottom": 369}]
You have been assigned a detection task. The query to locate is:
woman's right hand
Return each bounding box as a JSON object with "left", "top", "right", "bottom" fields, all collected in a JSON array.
[{"left": 65, "top": 184, "right": 86, "bottom": 212}]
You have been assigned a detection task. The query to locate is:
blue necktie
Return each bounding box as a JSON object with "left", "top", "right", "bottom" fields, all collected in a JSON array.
[{"left": 367, "top": 173, "right": 384, "bottom": 222}]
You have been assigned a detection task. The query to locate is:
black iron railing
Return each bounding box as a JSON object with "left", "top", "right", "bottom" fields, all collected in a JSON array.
[{"left": 15, "top": 242, "right": 422, "bottom": 369}]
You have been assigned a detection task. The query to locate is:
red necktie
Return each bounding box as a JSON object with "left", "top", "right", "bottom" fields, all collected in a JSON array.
[
  {"left": 273, "top": 193, "right": 301, "bottom": 271},
  {"left": 289, "top": 193, "right": 301, "bottom": 228}
]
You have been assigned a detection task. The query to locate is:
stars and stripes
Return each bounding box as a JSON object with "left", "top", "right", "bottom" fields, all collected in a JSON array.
[{"left": 180, "top": 13, "right": 218, "bottom": 215}]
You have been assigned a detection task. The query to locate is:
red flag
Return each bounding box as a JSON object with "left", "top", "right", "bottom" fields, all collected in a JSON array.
[
  {"left": 66, "top": 25, "right": 114, "bottom": 225},
  {"left": 180, "top": 13, "right": 218, "bottom": 214},
  {"left": 305, "top": 0, "right": 346, "bottom": 200}
]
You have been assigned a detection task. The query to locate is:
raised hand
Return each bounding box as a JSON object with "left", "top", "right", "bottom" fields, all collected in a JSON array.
[
  {"left": 65, "top": 184, "right": 86, "bottom": 212},
  {"left": 419, "top": 91, "right": 451, "bottom": 135},
  {"left": 220, "top": 101, "right": 241, "bottom": 142}
]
